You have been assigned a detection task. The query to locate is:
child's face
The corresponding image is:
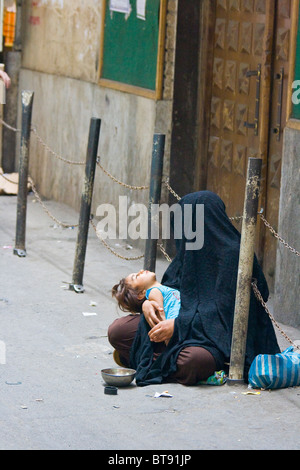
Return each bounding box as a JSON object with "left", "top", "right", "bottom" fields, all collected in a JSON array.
[{"left": 126, "top": 270, "right": 156, "bottom": 293}]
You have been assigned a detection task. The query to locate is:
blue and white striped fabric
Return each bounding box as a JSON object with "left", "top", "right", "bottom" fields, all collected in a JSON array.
[{"left": 248, "top": 347, "right": 300, "bottom": 389}]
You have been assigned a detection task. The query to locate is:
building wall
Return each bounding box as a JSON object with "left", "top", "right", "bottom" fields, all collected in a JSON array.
[
  {"left": 17, "top": 0, "right": 178, "bottom": 246},
  {"left": 274, "top": 127, "right": 300, "bottom": 328},
  {"left": 22, "top": 0, "right": 103, "bottom": 83},
  {"left": 18, "top": 69, "right": 156, "bottom": 214}
]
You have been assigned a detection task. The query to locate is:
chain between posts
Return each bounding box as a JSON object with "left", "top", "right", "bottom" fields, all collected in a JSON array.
[
  {"left": 259, "top": 213, "right": 300, "bottom": 257},
  {"left": 8, "top": 184, "right": 300, "bottom": 350},
  {"left": 1, "top": 117, "right": 299, "bottom": 258},
  {"left": 2, "top": 117, "right": 299, "bottom": 347},
  {"left": 96, "top": 157, "right": 149, "bottom": 190},
  {"left": 29, "top": 177, "right": 78, "bottom": 229},
  {"left": 0, "top": 118, "right": 85, "bottom": 165},
  {"left": 31, "top": 126, "right": 86, "bottom": 166},
  {"left": 90, "top": 218, "right": 144, "bottom": 261},
  {"left": 251, "top": 279, "right": 300, "bottom": 351},
  {"left": 160, "top": 182, "right": 300, "bottom": 256}
]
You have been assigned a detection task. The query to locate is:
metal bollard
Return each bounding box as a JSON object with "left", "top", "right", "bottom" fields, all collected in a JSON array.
[
  {"left": 144, "top": 133, "right": 165, "bottom": 272},
  {"left": 69, "top": 118, "right": 101, "bottom": 293},
  {"left": 228, "top": 157, "right": 262, "bottom": 384},
  {"left": 14, "top": 90, "right": 34, "bottom": 257}
]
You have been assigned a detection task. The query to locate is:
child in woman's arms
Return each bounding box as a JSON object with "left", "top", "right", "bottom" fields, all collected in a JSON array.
[{"left": 112, "top": 270, "right": 181, "bottom": 344}]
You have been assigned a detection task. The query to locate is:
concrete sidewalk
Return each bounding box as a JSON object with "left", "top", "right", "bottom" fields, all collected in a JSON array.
[{"left": 0, "top": 194, "right": 299, "bottom": 450}]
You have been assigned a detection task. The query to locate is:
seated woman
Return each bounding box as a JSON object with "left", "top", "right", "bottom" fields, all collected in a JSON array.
[
  {"left": 110, "top": 270, "right": 215, "bottom": 384},
  {"left": 108, "top": 191, "right": 280, "bottom": 386}
]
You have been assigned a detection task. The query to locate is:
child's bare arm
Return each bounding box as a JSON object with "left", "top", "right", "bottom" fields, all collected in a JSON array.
[{"left": 148, "top": 289, "right": 166, "bottom": 320}]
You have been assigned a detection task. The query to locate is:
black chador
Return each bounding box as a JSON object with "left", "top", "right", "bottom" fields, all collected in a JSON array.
[{"left": 130, "top": 191, "right": 280, "bottom": 385}]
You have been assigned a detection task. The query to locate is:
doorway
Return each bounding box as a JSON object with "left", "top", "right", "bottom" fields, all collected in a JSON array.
[{"left": 195, "top": 0, "right": 293, "bottom": 290}]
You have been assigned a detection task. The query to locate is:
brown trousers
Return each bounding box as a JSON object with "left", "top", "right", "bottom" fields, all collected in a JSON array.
[{"left": 108, "top": 314, "right": 216, "bottom": 385}]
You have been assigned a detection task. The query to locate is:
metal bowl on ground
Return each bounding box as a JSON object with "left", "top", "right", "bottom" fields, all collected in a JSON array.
[{"left": 101, "top": 368, "right": 136, "bottom": 387}]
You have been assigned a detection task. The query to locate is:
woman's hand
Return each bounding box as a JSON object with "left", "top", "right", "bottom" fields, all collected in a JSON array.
[
  {"left": 142, "top": 300, "right": 164, "bottom": 328},
  {"left": 148, "top": 319, "right": 175, "bottom": 343}
]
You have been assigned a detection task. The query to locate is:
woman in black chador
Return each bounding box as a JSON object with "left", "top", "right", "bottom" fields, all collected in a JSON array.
[{"left": 109, "top": 191, "right": 280, "bottom": 386}]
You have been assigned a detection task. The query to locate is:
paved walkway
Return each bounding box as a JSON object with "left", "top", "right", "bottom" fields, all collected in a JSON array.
[{"left": 0, "top": 194, "right": 299, "bottom": 450}]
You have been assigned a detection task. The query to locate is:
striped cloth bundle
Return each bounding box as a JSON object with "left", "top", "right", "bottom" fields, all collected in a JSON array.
[{"left": 248, "top": 347, "right": 300, "bottom": 390}]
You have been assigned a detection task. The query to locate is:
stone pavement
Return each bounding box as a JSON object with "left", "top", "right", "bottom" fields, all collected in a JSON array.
[{"left": 0, "top": 194, "right": 299, "bottom": 451}]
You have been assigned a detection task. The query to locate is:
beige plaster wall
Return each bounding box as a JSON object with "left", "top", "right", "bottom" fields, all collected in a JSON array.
[
  {"left": 15, "top": 0, "right": 178, "bottom": 252},
  {"left": 22, "top": 0, "right": 102, "bottom": 82},
  {"left": 18, "top": 68, "right": 157, "bottom": 215}
]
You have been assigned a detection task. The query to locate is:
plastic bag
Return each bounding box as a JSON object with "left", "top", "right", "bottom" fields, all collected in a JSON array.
[{"left": 248, "top": 346, "right": 300, "bottom": 389}]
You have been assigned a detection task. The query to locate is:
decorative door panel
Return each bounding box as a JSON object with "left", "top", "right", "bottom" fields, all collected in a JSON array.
[
  {"left": 206, "top": 0, "right": 292, "bottom": 288},
  {"left": 207, "top": 0, "right": 271, "bottom": 218}
]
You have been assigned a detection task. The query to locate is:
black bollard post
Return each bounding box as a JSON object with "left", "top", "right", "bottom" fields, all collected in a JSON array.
[
  {"left": 228, "top": 157, "right": 262, "bottom": 384},
  {"left": 14, "top": 90, "right": 34, "bottom": 257},
  {"left": 144, "top": 133, "right": 165, "bottom": 272},
  {"left": 69, "top": 118, "right": 101, "bottom": 293}
]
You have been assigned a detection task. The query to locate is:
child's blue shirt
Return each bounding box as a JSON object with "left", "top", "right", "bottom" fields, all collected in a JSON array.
[{"left": 145, "top": 285, "right": 181, "bottom": 320}]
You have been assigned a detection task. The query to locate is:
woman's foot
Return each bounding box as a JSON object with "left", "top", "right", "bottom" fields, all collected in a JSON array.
[{"left": 113, "top": 350, "right": 125, "bottom": 367}]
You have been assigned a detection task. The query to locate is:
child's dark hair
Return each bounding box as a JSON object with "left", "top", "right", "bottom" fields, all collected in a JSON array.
[{"left": 112, "top": 278, "right": 145, "bottom": 313}]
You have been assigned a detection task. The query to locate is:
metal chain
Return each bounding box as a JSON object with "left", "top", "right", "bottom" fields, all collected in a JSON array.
[
  {"left": 259, "top": 213, "right": 300, "bottom": 257},
  {"left": 158, "top": 243, "right": 172, "bottom": 262},
  {"left": 163, "top": 178, "right": 181, "bottom": 201},
  {"left": 1, "top": 117, "right": 298, "bottom": 257},
  {"left": 90, "top": 218, "right": 144, "bottom": 261},
  {"left": 251, "top": 280, "right": 300, "bottom": 351},
  {"left": 0, "top": 118, "right": 85, "bottom": 165},
  {"left": 163, "top": 180, "right": 241, "bottom": 223},
  {"left": 30, "top": 177, "right": 78, "bottom": 228},
  {"left": 163, "top": 181, "right": 299, "bottom": 255},
  {"left": 96, "top": 158, "right": 149, "bottom": 190},
  {"left": 31, "top": 126, "right": 85, "bottom": 166}
]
